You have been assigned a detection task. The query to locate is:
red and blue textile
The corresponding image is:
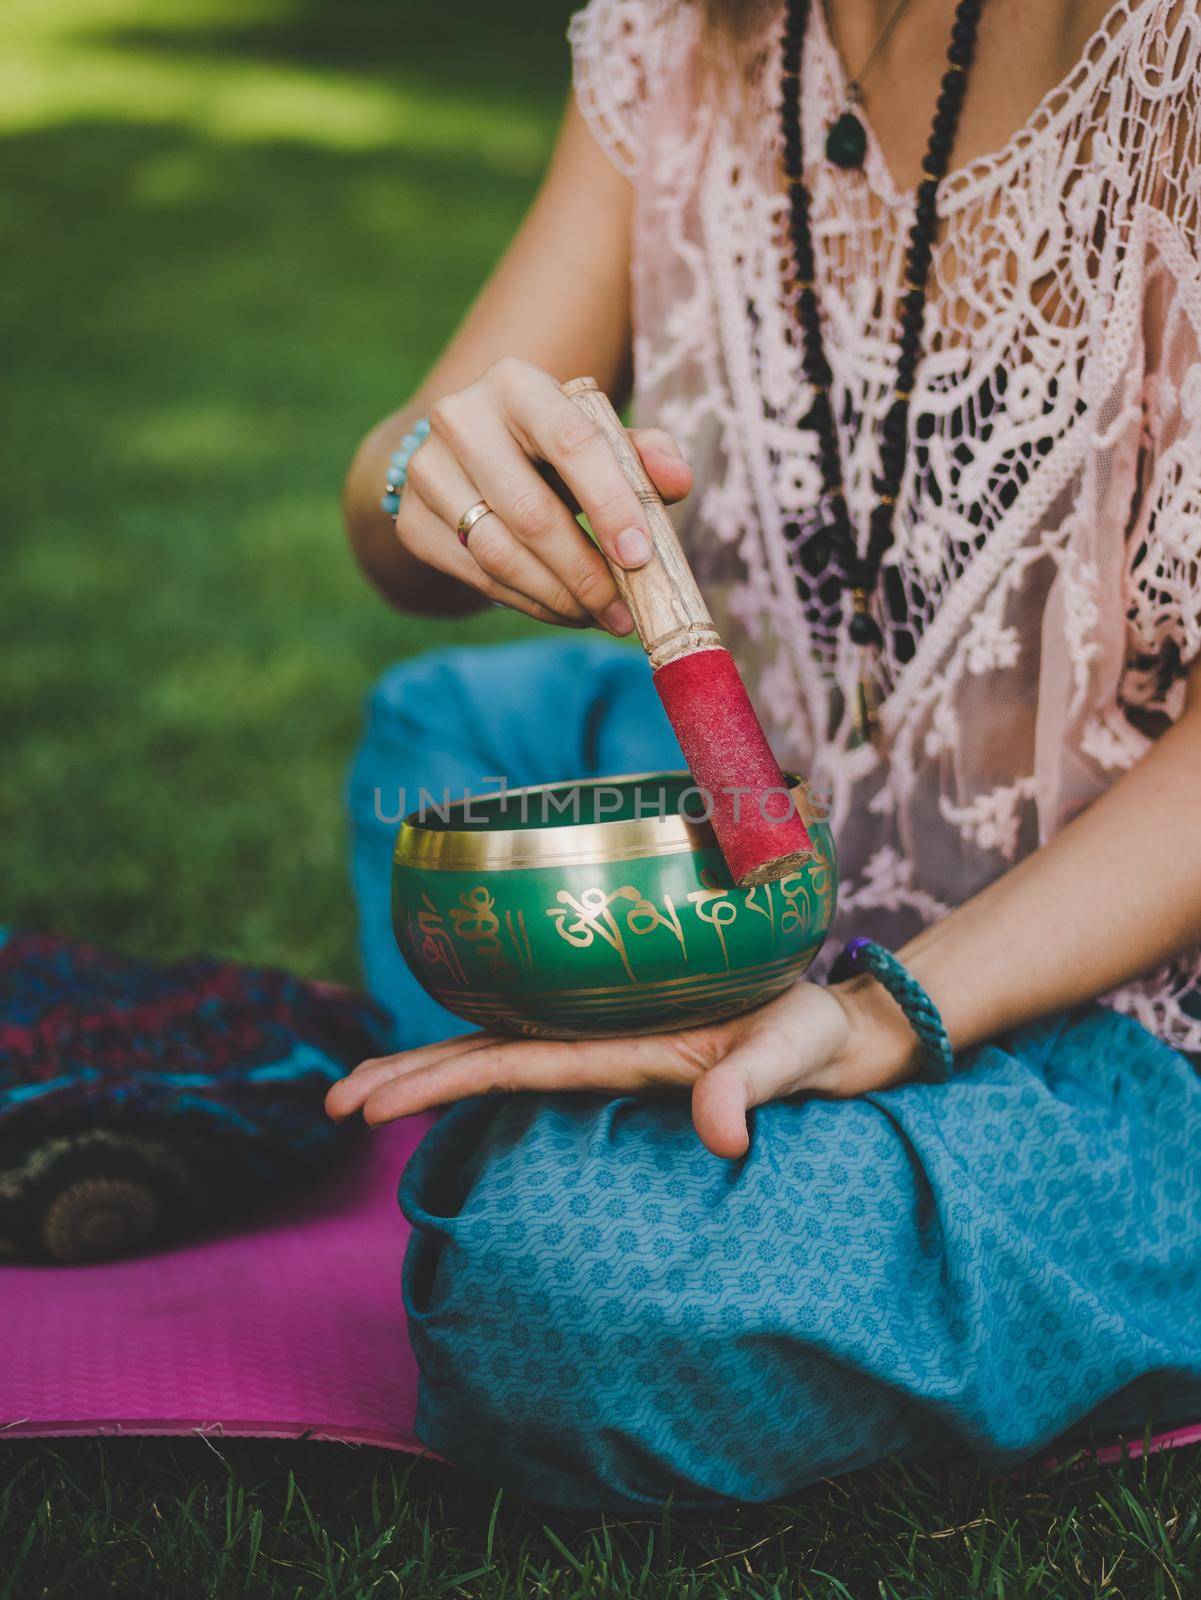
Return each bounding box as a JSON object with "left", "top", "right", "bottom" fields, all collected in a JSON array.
[{"left": 0, "top": 930, "right": 388, "bottom": 1260}]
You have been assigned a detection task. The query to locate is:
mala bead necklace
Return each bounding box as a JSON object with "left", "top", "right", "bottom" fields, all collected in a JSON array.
[{"left": 780, "top": 0, "right": 986, "bottom": 743}]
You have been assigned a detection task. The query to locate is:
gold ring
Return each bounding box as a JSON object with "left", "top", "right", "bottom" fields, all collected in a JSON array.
[{"left": 456, "top": 500, "right": 492, "bottom": 546}]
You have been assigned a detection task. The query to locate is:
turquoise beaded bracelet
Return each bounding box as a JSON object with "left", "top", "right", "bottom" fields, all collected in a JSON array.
[
  {"left": 381, "top": 418, "right": 431, "bottom": 516},
  {"left": 830, "top": 937, "right": 955, "bottom": 1082}
]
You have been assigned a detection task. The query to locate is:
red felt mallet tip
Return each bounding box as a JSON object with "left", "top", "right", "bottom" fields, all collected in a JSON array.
[{"left": 653, "top": 647, "right": 813, "bottom": 886}]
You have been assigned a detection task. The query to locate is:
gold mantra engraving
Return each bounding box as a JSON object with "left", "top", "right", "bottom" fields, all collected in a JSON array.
[
  {"left": 414, "top": 894, "right": 467, "bottom": 986},
  {"left": 504, "top": 907, "right": 535, "bottom": 972},
  {"left": 780, "top": 858, "right": 835, "bottom": 934},
  {"left": 545, "top": 885, "right": 687, "bottom": 984},
  {"left": 687, "top": 871, "right": 739, "bottom": 970},
  {"left": 449, "top": 885, "right": 514, "bottom": 979},
  {"left": 445, "top": 885, "right": 534, "bottom": 977},
  {"left": 744, "top": 882, "right": 775, "bottom": 933},
  {"left": 413, "top": 842, "right": 833, "bottom": 991},
  {"left": 544, "top": 870, "right": 826, "bottom": 984}
]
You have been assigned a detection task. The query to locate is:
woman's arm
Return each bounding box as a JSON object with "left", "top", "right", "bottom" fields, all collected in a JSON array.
[
  {"left": 345, "top": 100, "right": 650, "bottom": 616},
  {"left": 840, "top": 660, "right": 1201, "bottom": 1085}
]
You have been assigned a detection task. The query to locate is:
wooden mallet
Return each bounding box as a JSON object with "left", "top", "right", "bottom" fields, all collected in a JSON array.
[{"left": 563, "top": 377, "right": 813, "bottom": 886}]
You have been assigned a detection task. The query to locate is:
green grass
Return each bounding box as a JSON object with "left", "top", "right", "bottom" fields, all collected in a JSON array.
[
  {"left": 3, "top": 1435, "right": 1200, "bottom": 1599},
  {"left": 1, "top": 0, "right": 561, "bottom": 978},
  {"left": 2, "top": 1, "right": 1199, "bottom": 1594}
]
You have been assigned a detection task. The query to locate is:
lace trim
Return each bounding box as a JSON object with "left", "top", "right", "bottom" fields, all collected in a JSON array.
[{"left": 568, "top": 0, "right": 672, "bottom": 179}]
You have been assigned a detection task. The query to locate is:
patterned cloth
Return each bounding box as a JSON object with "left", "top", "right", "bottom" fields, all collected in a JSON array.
[
  {"left": 0, "top": 930, "right": 388, "bottom": 1261},
  {"left": 402, "top": 1008, "right": 1201, "bottom": 1511},
  {"left": 350, "top": 642, "right": 1201, "bottom": 1510}
]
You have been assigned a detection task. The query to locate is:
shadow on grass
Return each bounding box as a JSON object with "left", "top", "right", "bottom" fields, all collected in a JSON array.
[{"left": 75, "top": 0, "right": 578, "bottom": 96}]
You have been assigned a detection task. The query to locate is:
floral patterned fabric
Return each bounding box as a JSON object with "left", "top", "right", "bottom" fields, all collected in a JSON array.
[{"left": 568, "top": 0, "right": 1201, "bottom": 1053}]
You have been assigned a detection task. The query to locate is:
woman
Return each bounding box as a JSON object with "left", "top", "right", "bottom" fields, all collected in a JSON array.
[{"left": 329, "top": 0, "right": 1201, "bottom": 1510}]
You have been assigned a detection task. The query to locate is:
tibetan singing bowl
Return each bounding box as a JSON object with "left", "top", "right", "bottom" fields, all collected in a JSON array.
[{"left": 392, "top": 772, "right": 838, "bottom": 1040}]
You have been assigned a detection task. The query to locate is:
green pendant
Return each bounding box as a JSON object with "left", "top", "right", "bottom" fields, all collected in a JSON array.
[{"left": 825, "top": 110, "right": 868, "bottom": 170}]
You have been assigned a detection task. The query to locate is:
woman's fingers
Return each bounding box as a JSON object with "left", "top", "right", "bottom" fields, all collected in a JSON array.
[
  {"left": 396, "top": 480, "right": 591, "bottom": 629},
  {"left": 541, "top": 429, "right": 693, "bottom": 514},
  {"left": 497, "top": 365, "right": 659, "bottom": 575},
  {"left": 430, "top": 376, "right": 635, "bottom": 632},
  {"left": 324, "top": 1031, "right": 497, "bottom": 1122},
  {"left": 628, "top": 428, "right": 694, "bottom": 506},
  {"left": 690, "top": 986, "right": 855, "bottom": 1158},
  {"left": 690, "top": 1028, "right": 798, "bottom": 1161},
  {"left": 405, "top": 436, "right": 593, "bottom": 625},
  {"left": 331, "top": 983, "right": 859, "bottom": 1156},
  {"left": 410, "top": 360, "right": 693, "bottom": 633},
  {"left": 355, "top": 1028, "right": 713, "bottom": 1127}
]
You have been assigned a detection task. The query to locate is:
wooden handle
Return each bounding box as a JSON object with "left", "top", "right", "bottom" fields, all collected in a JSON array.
[{"left": 562, "top": 377, "right": 721, "bottom": 670}]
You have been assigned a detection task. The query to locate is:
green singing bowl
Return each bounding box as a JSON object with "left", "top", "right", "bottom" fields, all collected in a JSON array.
[{"left": 392, "top": 772, "right": 838, "bottom": 1040}]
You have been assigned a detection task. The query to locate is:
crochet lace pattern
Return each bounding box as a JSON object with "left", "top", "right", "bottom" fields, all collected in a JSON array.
[{"left": 569, "top": 0, "right": 1201, "bottom": 1053}]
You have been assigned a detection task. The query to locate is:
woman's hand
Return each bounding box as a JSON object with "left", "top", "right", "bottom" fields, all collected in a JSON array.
[
  {"left": 326, "top": 978, "right": 918, "bottom": 1159},
  {"left": 395, "top": 358, "right": 693, "bottom": 633}
]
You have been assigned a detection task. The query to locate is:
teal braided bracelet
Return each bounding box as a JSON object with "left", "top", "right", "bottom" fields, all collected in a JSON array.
[
  {"left": 381, "top": 418, "right": 431, "bottom": 516},
  {"left": 831, "top": 938, "right": 955, "bottom": 1083}
]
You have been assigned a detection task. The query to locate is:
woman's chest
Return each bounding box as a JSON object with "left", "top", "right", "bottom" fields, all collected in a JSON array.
[
  {"left": 823, "top": 0, "right": 1128, "bottom": 197},
  {"left": 630, "top": 0, "right": 1167, "bottom": 441},
  {"left": 626, "top": 6, "right": 1168, "bottom": 741}
]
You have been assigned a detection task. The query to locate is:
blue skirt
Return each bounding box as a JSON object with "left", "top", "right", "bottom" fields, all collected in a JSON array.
[{"left": 349, "top": 640, "right": 1201, "bottom": 1511}]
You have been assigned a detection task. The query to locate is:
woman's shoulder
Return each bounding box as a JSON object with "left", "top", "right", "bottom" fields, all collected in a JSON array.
[{"left": 568, "top": 0, "right": 703, "bottom": 179}]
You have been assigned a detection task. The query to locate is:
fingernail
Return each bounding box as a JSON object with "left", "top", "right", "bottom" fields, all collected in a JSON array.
[
  {"left": 615, "top": 527, "right": 651, "bottom": 566},
  {"left": 603, "top": 600, "right": 634, "bottom": 636},
  {"left": 660, "top": 435, "right": 683, "bottom": 458}
]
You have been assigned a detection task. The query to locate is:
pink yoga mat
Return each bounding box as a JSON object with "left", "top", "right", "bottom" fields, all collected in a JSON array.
[
  {"left": 0, "top": 1115, "right": 433, "bottom": 1451},
  {"left": 3, "top": 1109, "right": 1198, "bottom": 1471}
]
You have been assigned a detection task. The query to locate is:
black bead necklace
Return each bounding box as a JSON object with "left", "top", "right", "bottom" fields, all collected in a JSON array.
[{"left": 780, "top": 0, "right": 986, "bottom": 743}]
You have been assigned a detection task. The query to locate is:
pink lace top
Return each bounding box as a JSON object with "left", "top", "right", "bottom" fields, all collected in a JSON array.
[{"left": 569, "top": 0, "right": 1201, "bottom": 1051}]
